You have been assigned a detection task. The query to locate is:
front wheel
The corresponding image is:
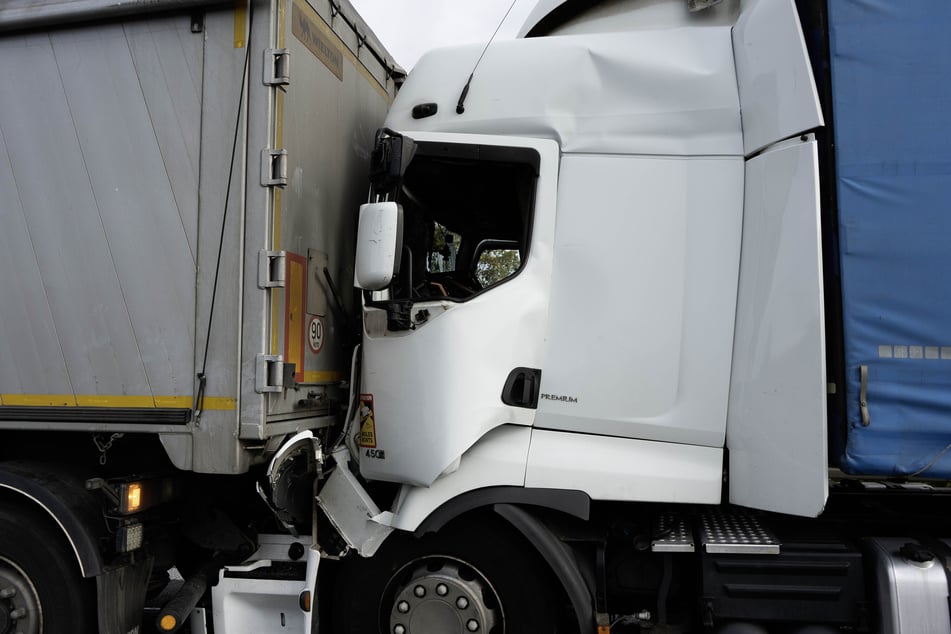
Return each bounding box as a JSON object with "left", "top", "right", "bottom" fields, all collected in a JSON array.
[
  {"left": 331, "top": 513, "right": 573, "bottom": 633},
  {"left": 0, "top": 502, "right": 95, "bottom": 633}
]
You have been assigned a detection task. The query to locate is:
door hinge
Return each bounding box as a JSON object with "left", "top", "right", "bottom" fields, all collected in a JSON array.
[
  {"left": 256, "top": 354, "right": 284, "bottom": 393},
  {"left": 261, "top": 148, "right": 288, "bottom": 187},
  {"left": 264, "top": 48, "right": 291, "bottom": 86},
  {"left": 259, "top": 250, "right": 287, "bottom": 288}
]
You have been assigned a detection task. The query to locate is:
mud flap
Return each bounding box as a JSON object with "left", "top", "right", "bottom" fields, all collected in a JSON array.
[{"left": 97, "top": 556, "right": 153, "bottom": 634}]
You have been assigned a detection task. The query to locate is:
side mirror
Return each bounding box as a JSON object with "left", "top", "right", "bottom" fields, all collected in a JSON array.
[{"left": 355, "top": 202, "right": 403, "bottom": 290}]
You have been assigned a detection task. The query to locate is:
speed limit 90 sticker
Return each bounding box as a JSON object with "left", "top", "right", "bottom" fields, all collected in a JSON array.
[{"left": 307, "top": 316, "right": 324, "bottom": 354}]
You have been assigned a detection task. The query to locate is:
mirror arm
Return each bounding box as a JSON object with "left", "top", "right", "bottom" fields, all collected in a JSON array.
[{"left": 403, "top": 245, "right": 413, "bottom": 299}]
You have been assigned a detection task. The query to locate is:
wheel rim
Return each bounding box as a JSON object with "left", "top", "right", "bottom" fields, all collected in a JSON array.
[
  {"left": 385, "top": 556, "right": 502, "bottom": 634},
  {"left": 0, "top": 557, "right": 41, "bottom": 634}
]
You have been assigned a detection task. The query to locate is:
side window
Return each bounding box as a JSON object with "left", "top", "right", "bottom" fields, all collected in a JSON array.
[{"left": 475, "top": 243, "right": 521, "bottom": 288}]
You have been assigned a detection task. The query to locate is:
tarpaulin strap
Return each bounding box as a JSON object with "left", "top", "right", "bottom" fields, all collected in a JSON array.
[{"left": 860, "top": 365, "right": 870, "bottom": 426}]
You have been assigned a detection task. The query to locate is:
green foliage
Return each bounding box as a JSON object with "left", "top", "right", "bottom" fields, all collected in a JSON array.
[{"left": 476, "top": 249, "right": 520, "bottom": 287}]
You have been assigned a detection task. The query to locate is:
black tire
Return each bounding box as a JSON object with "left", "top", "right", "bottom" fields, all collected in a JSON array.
[
  {"left": 331, "top": 512, "right": 571, "bottom": 634},
  {"left": 0, "top": 502, "right": 95, "bottom": 633}
]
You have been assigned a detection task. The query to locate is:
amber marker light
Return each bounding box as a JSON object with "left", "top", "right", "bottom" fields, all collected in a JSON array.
[{"left": 124, "top": 482, "right": 143, "bottom": 514}]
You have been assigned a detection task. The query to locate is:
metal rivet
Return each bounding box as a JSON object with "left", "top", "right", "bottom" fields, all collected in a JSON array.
[
  {"left": 397, "top": 601, "right": 410, "bottom": 614},
  {"left": 436, "top": 584, "right": 448, "bottom": 596},
  {"left": 9, "top": 608, "right": 25, "bottom": 619},
  {"left": 467, "top": 619, "right": 480, "bottom": 631},
  {"left": 0, "top": 588, "right": 15, "bottom": 599},
  {"left": 394, "top": 625, "right": 406, "bottom": 634},
  {"left": 414, "top": 585, "right": 426, "bottom": 597},
  {"left": 456, "top": 596, "right": 469, "bottom": 609}
]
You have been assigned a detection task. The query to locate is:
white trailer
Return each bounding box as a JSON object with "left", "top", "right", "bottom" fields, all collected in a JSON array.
[{"left": 0, "top": 0, "right": 399, "bottom": 631}]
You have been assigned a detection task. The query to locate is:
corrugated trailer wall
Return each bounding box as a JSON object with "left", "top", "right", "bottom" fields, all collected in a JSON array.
[
  {"left": 0, "top": 14, "right": 202, "bottom": 411},
  {"left": 0, "top": 0, "right": 400, "bottom": 473}
]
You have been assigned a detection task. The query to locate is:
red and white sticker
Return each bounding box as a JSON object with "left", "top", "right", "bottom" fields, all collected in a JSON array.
[{"left": 308, "top": 316, "right": 325, "bottom": 354}]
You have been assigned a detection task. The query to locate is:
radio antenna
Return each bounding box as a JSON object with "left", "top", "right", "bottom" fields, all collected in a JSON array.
[{"left": 456, "top": 0, "right": 519, "bottom": 114}]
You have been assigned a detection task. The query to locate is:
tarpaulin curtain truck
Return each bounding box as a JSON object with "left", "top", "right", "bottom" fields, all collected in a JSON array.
[{"left": 2, "top": 0, "right": 951, "bottom": 632}]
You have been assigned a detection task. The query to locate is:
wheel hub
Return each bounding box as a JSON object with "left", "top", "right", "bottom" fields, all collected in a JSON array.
[
  {"left": 0, "top": 557, "right": 40, "bottom": 634},
  {"left": 389, "top": 560, "right": 500, "bottom": 634}
]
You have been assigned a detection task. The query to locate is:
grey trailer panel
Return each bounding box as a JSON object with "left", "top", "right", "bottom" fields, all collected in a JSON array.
[
  {"left": 0, "top": 0, "right": 399, "bottom": 473},
  {"left": 0, "top": 30, "right": 152, "bottom": 399},
  {"left": 188, "top": 7, "right": 252, "bottom": 473},
  {"left": 194, "top": 6, "right": 248, "bottom": 404},
  {"left": 0, "top": 124, "right": 73, "bottom": 396},
  {"left": 0, "top": 16, "right": 203, "bottom": 403},
  {"left": 124, "top": 18, "right": 204, "bottom": 260},
  {"left": 49, "top": 22, "right": 199, "bottom": 399}
]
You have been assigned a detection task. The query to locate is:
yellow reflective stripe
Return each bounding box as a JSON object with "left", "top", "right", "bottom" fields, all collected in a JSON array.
[
  {"left": 286, "top": 256, "right": 306, "bottom": 377},
  {"left": 270, "top": 96, "right": 285, "bottom": 356},
  {"left": 152, "top": 396, "right": 193, "bottom": 408},
  {"left": 270, "top": 286, "right": 281, "bottom": 355},
  {"left": 1, "top": 394, "right": 77, "bottom": 407},
  {"left": 0, "top": 395, "right": 236, "bottom": 411},
  {"left": 279, "top": 0, "right": 287, "bottom": 48},
  {"left": 155, "top": 396, "right": 237, "bottom": 411},
  {"left": 77, "top": 395, "right": 155, "bottom": 408},
  {"left": 271, "top": 2, "right": 287, "bottom": 353},
  {"left": 195, "top": 397, "right": 237, "bottom": 411},
  {"left": 234, "top": 0, "right": 247, "bottom": 48},
  {"left": 302, "top": 370, "right": 341, "bottom": 384},
  {"left": 273, "top": 89, "right": 285, "bottom": 251}
]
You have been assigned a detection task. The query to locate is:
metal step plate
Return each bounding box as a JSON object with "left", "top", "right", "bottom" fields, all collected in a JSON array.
[
  {"left": 700, "top": 510, "right": 780, "bottom": 555},
  {"left": 652, "top": 514, "right": 695, "bottom": 553}
]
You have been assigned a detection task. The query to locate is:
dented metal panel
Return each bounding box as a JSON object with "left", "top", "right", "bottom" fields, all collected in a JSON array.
[{"left": 384, "top": 27, "right": 742, "bottom": 157}]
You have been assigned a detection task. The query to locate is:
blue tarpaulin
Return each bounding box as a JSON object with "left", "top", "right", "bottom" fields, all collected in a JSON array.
[{"left": 831, "top": 0, "right": 951, "bottom": 476}]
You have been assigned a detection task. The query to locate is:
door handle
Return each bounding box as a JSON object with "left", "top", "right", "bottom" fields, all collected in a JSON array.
[{"left": 501, "top": 367, "right": 542, "bottom": 409}]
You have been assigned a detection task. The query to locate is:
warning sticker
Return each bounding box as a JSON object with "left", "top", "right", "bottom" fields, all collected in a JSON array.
[{"left": 358, "top": 394, "right": 376, "bottom": 448}]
